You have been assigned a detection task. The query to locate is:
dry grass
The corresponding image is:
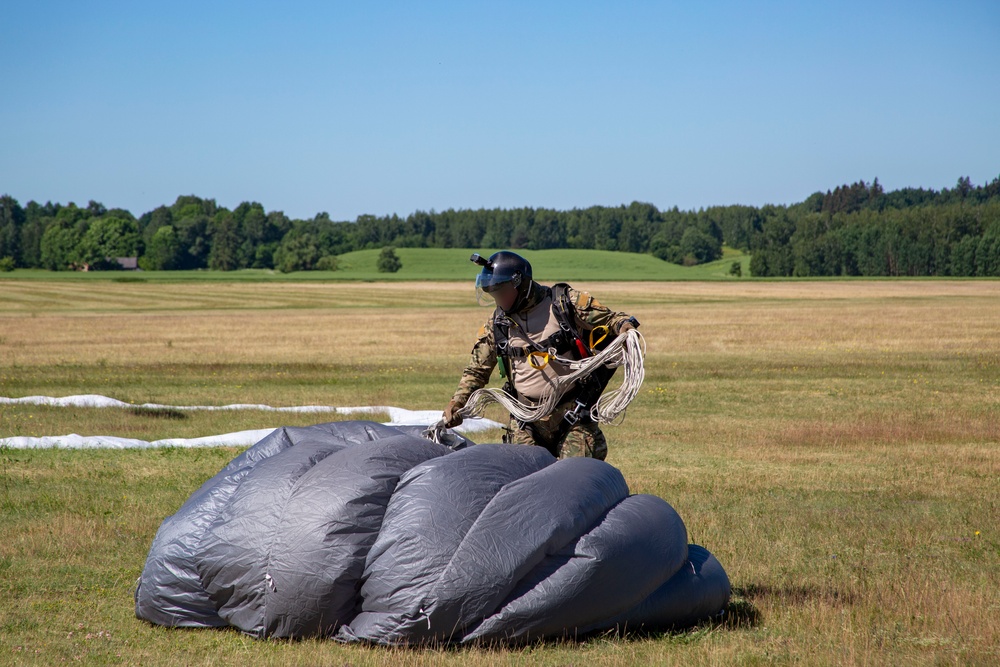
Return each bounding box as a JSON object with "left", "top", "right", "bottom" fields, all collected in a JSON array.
[{"left": 1, "top": 279, "right": 999, "bottom": 666}]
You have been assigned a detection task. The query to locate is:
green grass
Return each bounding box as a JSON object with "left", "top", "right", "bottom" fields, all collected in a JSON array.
[
  {"left": 0, "top": 247, "right": 752, "bottom": 283},
  {"left": 1, "top": 280, "right": 999, "bottom": 666},
  {"left": 333, "top": 247, "right": 752, "bottom": 282}
]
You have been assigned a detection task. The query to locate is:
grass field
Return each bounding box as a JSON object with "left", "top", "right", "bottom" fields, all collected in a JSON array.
[
  {"left": 1, "top": 278, "right": 998, "bottom": 666},
  {"left": 0, "top": 246, "right": 751, "bottom": 283}
]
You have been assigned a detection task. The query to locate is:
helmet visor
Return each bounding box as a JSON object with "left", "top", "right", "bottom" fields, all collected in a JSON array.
[{"left": 475, "top": 272, "right": 518, "bottom": 306}]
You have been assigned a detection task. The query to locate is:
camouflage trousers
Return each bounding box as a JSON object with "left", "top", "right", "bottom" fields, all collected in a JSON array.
[{"left": 507, "top": 400, "right": 608, "bottom": 461}]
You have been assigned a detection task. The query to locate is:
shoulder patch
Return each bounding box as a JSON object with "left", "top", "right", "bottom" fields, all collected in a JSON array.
[{"left": 575, "top": 291, "right": 598, "bottom": 309}]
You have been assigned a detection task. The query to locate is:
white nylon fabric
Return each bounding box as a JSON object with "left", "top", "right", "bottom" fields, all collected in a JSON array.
[{"left": 0, "top": 395, "right": 502, "bottom": 449}]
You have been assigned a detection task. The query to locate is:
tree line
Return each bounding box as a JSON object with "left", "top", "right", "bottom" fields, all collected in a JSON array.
[
  {"left": 1, "top": 175, "right": 999, "bottom": 276},
  {"left": 747, "top": 177, "right": 1000, "bottom": 276}
]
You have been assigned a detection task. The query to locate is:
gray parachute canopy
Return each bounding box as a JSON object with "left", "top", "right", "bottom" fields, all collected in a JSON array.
[{"left": 135, "top": 421, "right": 730, "bottom": 644}]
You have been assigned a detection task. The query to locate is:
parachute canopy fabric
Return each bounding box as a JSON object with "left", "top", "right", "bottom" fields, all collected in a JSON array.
[{"left": 135, "top": 421, "right": 730, "bottom": 644}]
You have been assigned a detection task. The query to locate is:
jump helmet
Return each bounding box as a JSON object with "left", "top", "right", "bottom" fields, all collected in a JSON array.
[{"left": 470, "top": 251, "right": 533, "bottom": 314}]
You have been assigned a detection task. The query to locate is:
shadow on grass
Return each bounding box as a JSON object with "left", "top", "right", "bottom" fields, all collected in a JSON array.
[
  {"left": 147, "top": 594, "right": 763, "bottom": 650},
  {"left": 144, "top": 607, "right": 758, "bottom": 659},
  {"left": 432, "top": 600, "right": 764, "bottom": 649},
  {"left": 598, "top": 597, "right": 763, "bottom": 642},
  {"left": 735, "top": 582, "right": 856, "bottom": 607},
  {"left": 127, "top": 406, "right": 188, "bottom": 420}
]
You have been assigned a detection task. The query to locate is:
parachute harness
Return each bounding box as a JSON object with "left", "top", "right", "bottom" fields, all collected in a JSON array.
[{"left": 459, "top": 328, "right": 646, "bottom": 426}]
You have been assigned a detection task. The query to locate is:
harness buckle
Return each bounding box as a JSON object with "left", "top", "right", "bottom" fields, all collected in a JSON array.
[{"left": 563, "top": 399, "right": 588, "bottom": 425}]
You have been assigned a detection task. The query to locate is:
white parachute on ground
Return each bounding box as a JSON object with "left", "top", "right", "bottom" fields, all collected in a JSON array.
[{"left": 134, "top": 420, "right": 730, "bottom": 644}]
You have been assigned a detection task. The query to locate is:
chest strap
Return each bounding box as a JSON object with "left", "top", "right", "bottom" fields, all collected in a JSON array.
[{"left": 498, "top": 326, "right": 576, "bottom": 359}]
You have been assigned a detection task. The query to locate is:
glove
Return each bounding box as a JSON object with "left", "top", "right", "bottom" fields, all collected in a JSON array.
[
  {"left": 442, "top": 400, "right": 464, "bottom": 428},
  {"left": 618, "top": 319, "right": 636, "bottom": 335}
]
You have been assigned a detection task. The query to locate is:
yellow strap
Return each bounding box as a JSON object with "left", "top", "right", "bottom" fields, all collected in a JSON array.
[
  {"left": 589, "top": 325, "right": 609, "bottom": 350},
  {"left": 527, "top": 350, "right": 552, "bottom": 369}
]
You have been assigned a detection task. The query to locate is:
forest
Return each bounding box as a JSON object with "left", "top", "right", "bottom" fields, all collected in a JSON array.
[{"left": 1, "top": 175, "right": 999, "bottom": 276}]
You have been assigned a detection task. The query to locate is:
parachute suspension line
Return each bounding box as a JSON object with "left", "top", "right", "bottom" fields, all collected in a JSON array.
[
  {"left": 459, "top": 329, "right": 646, "bottom": 425},
  {"left": 590, "top": 328, "right": 646, "bottom": 424}
]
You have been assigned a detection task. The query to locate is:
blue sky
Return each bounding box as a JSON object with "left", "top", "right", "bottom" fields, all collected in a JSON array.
[{"left": 2, "top": 1, "right": 998, "bottom": 220}]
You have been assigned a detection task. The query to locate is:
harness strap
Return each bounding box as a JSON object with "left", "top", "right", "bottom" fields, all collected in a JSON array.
[
  {"left": 493, "top": 284, "right": 619, "bottom": 415},
  {"left": 501, "top": 330, "right": 576, "bottom": 358},
  {"left": 551, "top": 283, "right": 618, "bottom": 414}
]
